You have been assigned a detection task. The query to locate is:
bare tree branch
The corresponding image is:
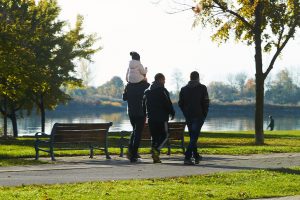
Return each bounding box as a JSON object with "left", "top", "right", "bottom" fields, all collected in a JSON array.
[
  {"left": 165, "top": 0, "right": 195, "bottom": 14},
  {"left": 166, "top": 7, "right": 193, "bottom": 14},
  {"left": 264, "top": 21, "right": 298, "bottom": 80}
]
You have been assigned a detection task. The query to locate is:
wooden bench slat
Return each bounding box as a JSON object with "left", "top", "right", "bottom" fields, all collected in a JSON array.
[
  {"left": 35, "top": 122, "right": 113, "bottom": 161},
  {"left": 54, "top": 130, "right": 109, "bottom": 135},
  {"left": 119, "top": 122, "right": 186, "bottom": 157}
]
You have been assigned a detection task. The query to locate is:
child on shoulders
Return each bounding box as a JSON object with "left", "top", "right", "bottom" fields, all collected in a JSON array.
[{"left": 126, "top": 51, "right": 148, "bottom": 83}]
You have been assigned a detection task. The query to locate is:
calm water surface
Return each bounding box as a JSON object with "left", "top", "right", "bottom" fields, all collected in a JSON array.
[{"left": 3, "top": 110, "right": 300, "bottom": 136}]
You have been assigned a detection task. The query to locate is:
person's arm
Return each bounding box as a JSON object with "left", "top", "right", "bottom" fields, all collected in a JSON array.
[
  {"left": 162, "top": 89, "right": 175, "bottom": 119},
  {"left": 202, "top": 85, "right": 209, "bottom": 118},
  {"left": 126, "top": 67, "right": 129, "bottom": 82},
  {"left": 138, "top": 63, "right": 147, "bottom": 75},
  {"left": 122, "top": 84, "right": 128, "bottom": 101},
  {"left": 142, "top": 91, "right": 148, "bottom": 117},
  {"left": 178, "top": 88, "right": 184, "bottom": 111}
]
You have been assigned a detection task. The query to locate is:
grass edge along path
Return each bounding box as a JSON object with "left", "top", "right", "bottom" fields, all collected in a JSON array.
[
  {"left": 0, "top": 167, "right": 299, "bottom": 200},
  {"left": 0, "top": 130, "right": 299, "bottom": 167}
]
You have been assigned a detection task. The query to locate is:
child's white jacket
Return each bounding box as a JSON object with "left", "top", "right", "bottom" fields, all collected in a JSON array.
[{"left": 126, "top": 60, "right": 147, "bottom": 83}]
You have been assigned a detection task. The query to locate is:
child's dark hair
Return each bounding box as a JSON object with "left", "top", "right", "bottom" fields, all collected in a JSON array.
[{"left": 130, "top": 51, "right": 140, "bottom": 61}]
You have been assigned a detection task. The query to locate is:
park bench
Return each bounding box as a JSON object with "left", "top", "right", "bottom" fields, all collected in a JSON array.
[
  {"left": 119, "top": 122, "right": 186, "bottom": 157},
  {"left": 34, "top": 122, "right": 113, "bottom": 161}
]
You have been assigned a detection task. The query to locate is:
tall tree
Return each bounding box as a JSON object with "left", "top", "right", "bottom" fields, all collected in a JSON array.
[
  {"left": 208, "top": 81, "right": 239, "bottom": 103},
  {"left": 0, "top": 0, "right": 36, "bottom": 137},
  {"left": 235, "top": 72, "right": 248, "bottom": 95},
  {"left": 171, "top": 68, "right": 185, "bottom": 96},
  {"left": 0, "top": 0, "right": 100, "bottom": 136},
  {"left": 265, "top": 69, "right": 300, "bottom": 104},
  {"left": 77, "top": 59, "right": 94, "bottom": 87},
  {"left": 27, "top": 1, "right": 99, "bottom": 132},
  {"left": 244, "top": 78, "right": 256, "bottom": 100},
  {"left": 97, "top": 76, "right": 124, "bottom": 99},
  {"left": 190, "top": 0, "right": 300, "bottom": 144}
]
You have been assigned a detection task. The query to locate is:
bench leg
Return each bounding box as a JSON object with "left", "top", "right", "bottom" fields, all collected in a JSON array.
[
  {"left": 120, "top": 146, "right": 124, "bottom": 157},
  {"left": 167, "top": 140, "right": 171, "bottom": 156},
  {"left": 50, "top": 145, "right": 56, "bottom": 161},
  {"left": 182, "top": 147, "right": 185, "bottom": 154},
  {"left": 105, "top": 148, "right": 111, "bottom": 159},
  {"left": 50, "top": 153, "right": 56, "bottom": 161},
  {"left": 34, "top": 142, "right": 39, "bottom": 160},
  {"left": 104, "top": 132, "right": 111, "bottom": 159},
  {"left": 181, "top": 139, "right": 185, "bottom": 154},
  {"left": 89, "top": 146, "right": 94, "bottom": 158},
  {"left": 119, "top": 131, "right": 125, "bottom": 157}
]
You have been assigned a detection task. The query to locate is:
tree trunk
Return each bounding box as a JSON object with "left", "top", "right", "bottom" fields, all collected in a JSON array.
[
  {"left": 255, "top": 74, "right": 264, "bottom": 144},
  {"left": 3, "top": 96, "right": 8, "bottom": 137},
  {"left": 40, "top": 93, "right": 45, "bottom": 132},
  {"left": 254, "top": 1, "right": 264, "bottom": 145},
  {"left": 10, "top": 111, "right": 18, "bottom": 137}
]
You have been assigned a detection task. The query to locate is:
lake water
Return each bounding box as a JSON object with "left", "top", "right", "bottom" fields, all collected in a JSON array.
[{"left": 3, "top": 107, "right": 300, "bottom": 136}]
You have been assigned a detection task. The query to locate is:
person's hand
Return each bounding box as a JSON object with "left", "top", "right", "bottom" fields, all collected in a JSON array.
[{"left": 170, "top": 114, "right": 175, "bottom": 120}]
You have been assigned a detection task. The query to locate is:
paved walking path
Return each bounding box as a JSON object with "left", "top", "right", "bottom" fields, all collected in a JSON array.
[
  {"left": 0, "top": 153, "right": 299, "bottom": 186},
  {"left": 0, "top": 153, "right": 299, "bottom": 199}
]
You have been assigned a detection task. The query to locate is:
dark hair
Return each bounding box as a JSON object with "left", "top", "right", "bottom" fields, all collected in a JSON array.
[
  {"left": 154, "top": 73, "right": 165, "bottom": 82},
  {"left": 190, "top": 71, "right": 199, "bottom": 81},
  {"left": 130, "top": 51, "right": 140, "bottom": 61}
]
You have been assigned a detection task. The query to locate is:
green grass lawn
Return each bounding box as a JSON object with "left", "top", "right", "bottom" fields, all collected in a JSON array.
[
  {"left": 0, "top": 167, "right": 299, "bottom": 200},
  {"left": 0, "top": 131, "right": 299, "bottom": 199},
  {"left": 0, "top": 130, "right": 299, "bottom": 166}
]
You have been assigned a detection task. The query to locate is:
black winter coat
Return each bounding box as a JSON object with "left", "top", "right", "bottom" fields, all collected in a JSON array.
[
  {"left": 178, "top": 80, "right": 209, "bottom": 119},
  {"left": 123, "top": 81, "right": 150, "bottom": 117},
  {"left": 143, "top": 81, "right": 175, "bottom": 122}
]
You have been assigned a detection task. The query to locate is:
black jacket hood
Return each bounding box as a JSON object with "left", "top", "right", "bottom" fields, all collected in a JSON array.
[
  {"left": 187, "top": 80, "right": 201, "bottom": 88},
  {"left": 149, "top": 81, "right": 164, "bottom": 90}
]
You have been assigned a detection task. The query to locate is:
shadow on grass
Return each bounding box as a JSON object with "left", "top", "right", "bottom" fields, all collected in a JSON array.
[
  {"left": 268, "top": 168, "right": 300, "bottom": 175},
  {"left": 0, "top": 136, "right": 123, "bottom": 149},
  {"left": 0, "top": 137, "right": 35, "bottom": 148},
  {"left": 1, "top": 131, "right": 299, "bottom": 148},
  {"left": 0, "top": 158, "right": 48, "bottom": 167},
  {"left": 201, "top": 132, "right": 254, "bottom": 138},
  {"left": 201, "top": 132, "right": 300, "bottom": 139},
  {"left": 201, "top": 143, "right": 257, "bottom": 147}
]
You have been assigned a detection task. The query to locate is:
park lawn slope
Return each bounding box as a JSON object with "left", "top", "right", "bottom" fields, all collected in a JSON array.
[{"left": 0, "top": 167, "right": 299, "bottom": 200}]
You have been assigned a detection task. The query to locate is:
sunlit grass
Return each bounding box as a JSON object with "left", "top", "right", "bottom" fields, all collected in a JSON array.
[{"left": 0, "top": 167, "right": 299, "bottom": 200}]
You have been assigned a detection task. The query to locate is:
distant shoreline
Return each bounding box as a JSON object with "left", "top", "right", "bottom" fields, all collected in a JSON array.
[{"left": 50, "top": 101, "right": 300, "bottom": 117}]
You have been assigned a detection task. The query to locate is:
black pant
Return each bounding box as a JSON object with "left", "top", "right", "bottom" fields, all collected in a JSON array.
[
  {"left": 148, "top": 120, "right": 168, "bottom": 151},
  {"left": 128, "top": 116, "right": 145, "bottom": 158}
]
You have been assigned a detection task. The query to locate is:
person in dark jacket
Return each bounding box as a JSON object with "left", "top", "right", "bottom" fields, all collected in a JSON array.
[
  {"left": 178, "top": 71, "right": 209, "bottom": 165},
  {"left": 143, "top": 73, "right": 175, "bottom": 163},
  {"left": 123, "top": 81, "right": 150, "bottom": 162},
  {"left": 267, "top": 115, "right": 274, "bottom": 131}
]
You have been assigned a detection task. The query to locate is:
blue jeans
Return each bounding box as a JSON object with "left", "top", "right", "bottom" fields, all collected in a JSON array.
[{"left": 185, "top": 117, "right": 205, "bottom": 159}]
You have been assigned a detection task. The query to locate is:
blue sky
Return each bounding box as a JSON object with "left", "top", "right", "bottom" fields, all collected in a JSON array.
[{"left": 57, "top": 0, "right": 300, "bottom": 90}]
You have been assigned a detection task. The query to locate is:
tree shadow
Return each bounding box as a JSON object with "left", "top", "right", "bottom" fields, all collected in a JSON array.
[
  {"left": 0, "top": 137, "right": 35, "bottom": 147},
  {"left": 268, "top": 168, "right": 300, "bottom": 175},
  {"left": 201, "top": 132, "right": 300, "bottom": 139}
]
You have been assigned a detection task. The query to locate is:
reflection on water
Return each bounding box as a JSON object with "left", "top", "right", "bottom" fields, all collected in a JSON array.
[
  {"left": 2, "top": 110, "right": 300, "bottom": 136},
  {"left": 100, "top": 113, "right": 124, "bottom": 122}
]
